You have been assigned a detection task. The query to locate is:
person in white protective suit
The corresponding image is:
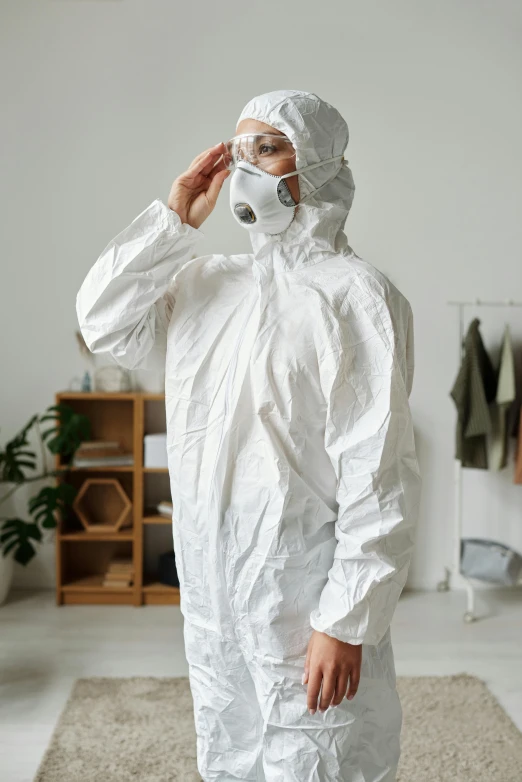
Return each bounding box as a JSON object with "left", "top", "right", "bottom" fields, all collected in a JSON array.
[{"left": 76, "top": 89, "right": 422, "bottom": 782}]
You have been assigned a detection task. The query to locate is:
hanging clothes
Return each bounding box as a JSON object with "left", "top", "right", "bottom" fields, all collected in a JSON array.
[
  {"left": 487, "top": 324, "right": 516, "bottom": 471},
  {"left": 515, "top": 407, "right": 522, "bottom": 483},
  {"left": 507, "top": 345, "right": 522, "bottom": 441},
  {"left": 450, "top": 317, "right": 497, "bottom": 468}
]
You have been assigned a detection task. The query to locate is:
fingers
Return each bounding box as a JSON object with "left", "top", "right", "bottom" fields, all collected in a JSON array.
[
  {"left": 318, "top": 667, "right": 337, "bottom": 712},
  {"left": 210, "top": 156, "right": 228, "bottom": 175},
  {"left": 302, "top": 639, "right": 312, "bottom": 686},
  {"left": 306, "top": 665, "right": 359, "bottom": 714},
  {"left": 176, "top": 143, "right": 229, "bottom": 211},
  {"left": 331, "top": 667, "right": 350, "bottom": 706},
  {"left": 205, "top": 167, "right": 230, "bottom": 208},
  {"left": 346, "top": 665, "right": 360, "bottom": 701},
  {"left": 303, "top": 632, "right": 362, "bottom": 715},
  {"left": 188, "top": 142, "right": 226, "bottom": 176},
  {"left": 306, "top": 667, "right": 323, "bottom": 715},
  {"left": 188, "top": 142, "right": 222, "bottom": 170},
  {"left": 201, "top": 150, "right": 228, "bottom": 178}
]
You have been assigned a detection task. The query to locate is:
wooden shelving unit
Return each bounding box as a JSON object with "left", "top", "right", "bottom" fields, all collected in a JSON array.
[{"left": 54, "top": 391, "right": 179, "bottom": 606}]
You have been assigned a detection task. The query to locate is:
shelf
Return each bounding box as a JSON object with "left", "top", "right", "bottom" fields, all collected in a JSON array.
[
  {"left": 55, "top": 391, "right": 170, "bottom": 607},
  {"left": 142, "top": 581, "right": 178, "bottom": 593},
  {"left": 62, "top": 574, "right": 134, "bottom": 592},
  {"left": 57, "top": 465, "right": 135, "bottom": 474},
  {"left": 143, "top": 515, "right": 172, "bottom": 525},
  {"left": 56, "top": 392, "right": 137, "bottom": 401},
  {"left": 56, "top": 391, "right": 164, "bottom": 400},
  {"left": 59, "top": 530, "right": 134, "bottom": 541},
  {"left": 142, "top": 581, "right": 180, "bottom": 605}
]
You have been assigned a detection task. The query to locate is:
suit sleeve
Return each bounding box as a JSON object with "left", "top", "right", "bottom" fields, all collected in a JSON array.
[
  {"left": 309, "top": 281, "right": 422, "bottom": 646},
  {"left": 76, "top": 199, "right": 204, "bottom": 371}
]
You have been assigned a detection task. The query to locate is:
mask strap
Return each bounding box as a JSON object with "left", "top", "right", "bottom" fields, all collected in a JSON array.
[
  {"left": 279, "top": 154, "right": 346, "bottom": 181},
  {"left": 279, "top": 154, "right": 347, "bottom": 203}
]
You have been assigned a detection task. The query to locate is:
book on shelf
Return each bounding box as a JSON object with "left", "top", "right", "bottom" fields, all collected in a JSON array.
[
  {"left": 72, "top": 440, "right": 134, "bottom": 467},
  {"left": 85, "top": 523, "right": 132, "bottom": 533},
  {"left": 106, "top": 557, "right": 133, "bottom": 571},
  {"left": 107, "top": 556, "right": 133, "bottom": 566},
  {"left": 77, "top": 440, "right": 122, "bottom": 451},
  {"left": 104, "top": 568, "right": 134, "bottom": 578},
  {"left": 73, "top": 455, "right": 134, "bottom": 467},
  {"left": 104, "top": 558, "right": 134, "bottom": 583},
  {"left": 103, "top": 555, "right": 134, "bottom": 587}
]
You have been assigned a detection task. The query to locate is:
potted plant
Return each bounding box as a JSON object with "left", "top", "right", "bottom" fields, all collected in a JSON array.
[{"left": 0, "top": 403, "right": 91, "bottom": 604}]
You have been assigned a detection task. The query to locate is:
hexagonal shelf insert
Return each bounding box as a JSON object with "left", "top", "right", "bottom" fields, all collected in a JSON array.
[{"left": 73, "top": 478, "right": 132, "bottom": 533}]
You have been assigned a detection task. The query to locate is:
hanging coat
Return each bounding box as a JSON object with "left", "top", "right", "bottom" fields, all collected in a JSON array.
[
  {"left": 487, "top": 324, "right": 516, "bottom": 471},
  {"left": 76, "top": 89, "right": 423, "bottom": 782},
  {"left": 506, "top": 345, "right": 522, "bottom": 442},
  {"left": 450, "top": 317, "right": 497, "bottom": 468},
  {"left": 515, "top": 407, "right": 522, "bottom": 483}
]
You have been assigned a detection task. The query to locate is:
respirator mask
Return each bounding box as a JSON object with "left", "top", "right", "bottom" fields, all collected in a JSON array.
[{"left": 224, "top": 133, "right": 345, "bottom": 235}]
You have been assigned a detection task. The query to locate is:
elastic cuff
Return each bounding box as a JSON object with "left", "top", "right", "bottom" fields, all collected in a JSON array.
[
  {"left": 156, "top": 198, "right": 206, "bottom": 240},
  {"left": 310, "top": 612, "right": 367, "bottom": 645}
]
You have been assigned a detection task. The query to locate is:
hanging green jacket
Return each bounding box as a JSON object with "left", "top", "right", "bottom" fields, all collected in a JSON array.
[{"left": 450, "top": 318, "right": 497, "bottom": 468}]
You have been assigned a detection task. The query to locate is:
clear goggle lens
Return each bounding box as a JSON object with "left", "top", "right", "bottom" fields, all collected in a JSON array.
[{"left": 222, "top": 133, "right": 296, "bottom": 172}]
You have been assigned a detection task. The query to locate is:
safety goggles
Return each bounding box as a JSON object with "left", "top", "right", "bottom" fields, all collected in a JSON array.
[{"left": 222, "top": 133, "right": 296, "bottom": 173}]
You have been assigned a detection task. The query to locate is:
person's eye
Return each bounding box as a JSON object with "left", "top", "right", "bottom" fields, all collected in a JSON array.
[{"left": 258, "top": 143, "right": 276, "bottom": 156}]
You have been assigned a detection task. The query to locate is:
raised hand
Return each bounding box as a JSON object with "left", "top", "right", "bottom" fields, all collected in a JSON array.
[{"left": 167, "top": 142, "right": 230, "bottom": 230}]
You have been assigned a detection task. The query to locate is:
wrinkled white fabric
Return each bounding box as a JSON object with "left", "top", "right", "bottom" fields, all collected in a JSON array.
[{"left": 76, "top": 89, "right": 422, "bottom": 782}]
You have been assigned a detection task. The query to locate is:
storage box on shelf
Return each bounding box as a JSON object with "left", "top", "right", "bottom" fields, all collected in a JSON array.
[{"left": 55, "top": 392, "right": 179, "bottom": 606}]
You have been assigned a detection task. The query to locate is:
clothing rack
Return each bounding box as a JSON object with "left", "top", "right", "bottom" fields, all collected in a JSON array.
[{"left": 441, "top": 299, "right": 522, "bottom": 621}]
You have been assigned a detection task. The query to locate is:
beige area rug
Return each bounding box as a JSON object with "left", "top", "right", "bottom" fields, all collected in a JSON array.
[{"left": 34, "top": 673, "right": 522, "bottom": 782}]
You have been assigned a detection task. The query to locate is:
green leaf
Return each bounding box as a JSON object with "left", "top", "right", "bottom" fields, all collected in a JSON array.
[
  {"left": 0, "top": 518, "right": 42, "bottom": 565},
  {"left": 0, "top": 402, "right": 90, "bottom": 562},
  {"left": 28, "top": 483, "right": 77, "bottom": 530},
  {"left": 40, "top": 403, "right": 91, "bottom": 458},
  {"left": 0, "top": 416, "right": 39, "bottom": 482}
]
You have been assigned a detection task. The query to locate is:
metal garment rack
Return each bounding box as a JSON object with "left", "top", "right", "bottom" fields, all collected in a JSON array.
[{"left": 440, "top": 298, "right": 522, "bottom": 622}]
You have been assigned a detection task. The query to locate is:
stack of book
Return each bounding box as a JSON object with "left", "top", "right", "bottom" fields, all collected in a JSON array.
[
  {"left": 102, "top": 556, "right": 134, "bottom": 588},
  {"left": 73, "top": 440, "right": 134, "bottom": 468}
]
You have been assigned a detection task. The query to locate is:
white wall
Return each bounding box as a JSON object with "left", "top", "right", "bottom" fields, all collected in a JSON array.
[{"left": 1, "top": 0, "right": 522, "bottom": 590}]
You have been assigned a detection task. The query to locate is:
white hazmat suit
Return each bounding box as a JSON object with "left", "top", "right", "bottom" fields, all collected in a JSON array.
[{"left": 76, "top": 90, "right": 422, "bottom": 782}]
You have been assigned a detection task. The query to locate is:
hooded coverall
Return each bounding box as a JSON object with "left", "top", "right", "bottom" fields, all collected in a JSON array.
[{"left": 76, "top": 90, "right": 422, "bottom": 782}]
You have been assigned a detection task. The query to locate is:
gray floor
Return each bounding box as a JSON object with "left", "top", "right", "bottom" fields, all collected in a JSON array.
[{"left": 1, "top": 586, "right": 521, "bottom": 782}]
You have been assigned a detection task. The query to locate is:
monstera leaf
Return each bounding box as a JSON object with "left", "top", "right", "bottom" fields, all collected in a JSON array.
[
  {"left": 0, "top": 414, "right": 39, "bottom": 482},
  {"left": 0, "top": 517, "right": 42, "bottom": 565},
  {"left": 29, "top": 483, "right": 78, "bottom": 529},
  {"left": 0, "top": 402, "right": 90, "bottom": 564},
  {"left": 40, "top": 403, "right": 91, "bottom": 458}
]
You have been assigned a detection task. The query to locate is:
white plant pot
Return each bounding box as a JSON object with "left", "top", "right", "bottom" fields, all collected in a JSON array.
[
  {"left": 0, "top": 481, "right": 21, "bottom": 605},
  {"left": 0, "top": 552, "right": 14, "bottom": 605}
]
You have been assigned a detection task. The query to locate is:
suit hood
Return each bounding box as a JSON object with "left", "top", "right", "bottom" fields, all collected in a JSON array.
[{"left": 235, "top": 89, "right": 356, "bottom": 269}]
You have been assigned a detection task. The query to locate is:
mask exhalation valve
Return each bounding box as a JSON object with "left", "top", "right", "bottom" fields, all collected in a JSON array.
[{"left": 234, "top": 203, "right": 257, "bottom": 224}]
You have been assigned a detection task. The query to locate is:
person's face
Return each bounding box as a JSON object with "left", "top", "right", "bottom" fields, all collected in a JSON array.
[{"left": 233, "top": 118, "right": 300, "bottom": 204}]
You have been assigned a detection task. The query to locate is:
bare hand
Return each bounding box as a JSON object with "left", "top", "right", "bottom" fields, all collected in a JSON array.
[
  {"left": 303, "top": 630, "right": 361, "bottom": 714},
  {"left": 167, "top": 142, "right": 230, "bottom": 230}
]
